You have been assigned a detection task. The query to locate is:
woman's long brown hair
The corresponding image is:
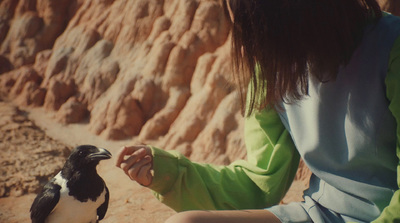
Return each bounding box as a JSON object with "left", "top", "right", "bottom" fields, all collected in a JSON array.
[{"left": 227, "top": 0, "right": 382, "bottom": 115}]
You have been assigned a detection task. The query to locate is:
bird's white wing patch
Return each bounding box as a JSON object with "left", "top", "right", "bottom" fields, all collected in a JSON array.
[{"left": 46, "top": 172, "right": 106, "bottom": 223}]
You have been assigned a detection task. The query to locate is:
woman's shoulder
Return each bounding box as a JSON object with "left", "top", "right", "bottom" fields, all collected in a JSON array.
[{"left": 376, "top": 12, "right": 400, "bottom": 32}]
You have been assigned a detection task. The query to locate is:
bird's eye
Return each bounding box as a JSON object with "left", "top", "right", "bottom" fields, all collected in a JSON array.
[{"left": 78, "top": 151, "right": 84, "bottom": 156}]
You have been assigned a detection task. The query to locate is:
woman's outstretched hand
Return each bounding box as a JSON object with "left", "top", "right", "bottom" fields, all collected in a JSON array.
[{"left": 116, "top": 145, "right": 153, "bottom": 186}]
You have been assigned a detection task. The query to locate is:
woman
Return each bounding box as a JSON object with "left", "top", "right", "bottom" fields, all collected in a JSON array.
[{"left": 116, "top": 0, "right": 400, "bottom": 222}]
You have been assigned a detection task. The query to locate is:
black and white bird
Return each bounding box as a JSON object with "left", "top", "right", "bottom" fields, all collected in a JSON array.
[{"left": 30, "top": 145, "right": 112, "bottom": 223}]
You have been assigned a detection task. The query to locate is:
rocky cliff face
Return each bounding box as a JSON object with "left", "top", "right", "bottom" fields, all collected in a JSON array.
[{"left": 0, "top": 0, "right": 244, "bottom": 165}]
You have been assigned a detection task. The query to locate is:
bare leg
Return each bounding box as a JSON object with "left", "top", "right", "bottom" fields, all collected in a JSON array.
[{"left": 165, "top": 209, "right": 281, "bottom": 223}]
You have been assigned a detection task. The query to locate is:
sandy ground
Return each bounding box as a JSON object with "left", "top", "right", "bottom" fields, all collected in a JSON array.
[{"left": 0, "top": 99, "right": 175, "bottom": 223}]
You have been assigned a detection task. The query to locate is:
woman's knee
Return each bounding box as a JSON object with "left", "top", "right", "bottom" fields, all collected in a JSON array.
[
  {"left": 165, "top": 210, "right": 210, "bottom": 223},
  {"left": 165, "top": 209, "right": 281, "bottom": 223}
]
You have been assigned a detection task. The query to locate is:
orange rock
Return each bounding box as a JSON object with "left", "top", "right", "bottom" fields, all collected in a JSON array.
[
  {"left": 15, "top": 81, "right": 46, "bottom": 107},
  {"left": 43, "top": 78, "right": 75, "bottom": 111},
  {"left": 56, "top": 97, "right": 88, "bottom": 124},
  {"left": 0, "top": 0, "right": 328, "bottom": 206},
  {"left": 8, "top": 66, "right": 41, "bottom": 98}
]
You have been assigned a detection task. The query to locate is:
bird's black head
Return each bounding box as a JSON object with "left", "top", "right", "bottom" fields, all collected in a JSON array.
[{"left": 66, "top": 145, "right": 112, "bottom": 169}]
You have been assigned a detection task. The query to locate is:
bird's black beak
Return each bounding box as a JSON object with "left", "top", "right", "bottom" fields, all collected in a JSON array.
[{"left": 88, "top": 148, "right": 112, "bottom": 161}]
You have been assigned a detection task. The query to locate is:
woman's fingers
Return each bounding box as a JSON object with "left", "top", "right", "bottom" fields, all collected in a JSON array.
[
  {"left": 116, "top": 145, "right": 153, "bottom": 185},
  {"left": 120, "top": 148, "right": 147, "bottom": 172},
  {"left": 137, "top": 161, "right": 153, "bottom": 186},
  {"left": 115, "top": 146, "right": 134, "bottom": 168},
  {"left": 127, "top": 155, "right": 152, "bottom": 183},
  {"left": 115, "top": 145, "right": 150, "bottom": 168}
]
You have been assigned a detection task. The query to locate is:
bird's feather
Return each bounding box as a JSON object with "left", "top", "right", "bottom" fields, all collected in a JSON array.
[
  {"left": 97, "top": 185, "right": 109, "bottom": 220},
  {"left": 30, "top": 178, "right": 61, "bottom": 223}
]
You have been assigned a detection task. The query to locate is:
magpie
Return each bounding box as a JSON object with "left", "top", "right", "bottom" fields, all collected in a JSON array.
[{"left": 30, "top": 145, "right": 112, "bottom": 223}]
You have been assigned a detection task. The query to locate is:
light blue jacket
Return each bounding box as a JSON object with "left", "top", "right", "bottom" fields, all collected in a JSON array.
[{"left": 278, "top": 13, "right": 400, "bottom": 222}]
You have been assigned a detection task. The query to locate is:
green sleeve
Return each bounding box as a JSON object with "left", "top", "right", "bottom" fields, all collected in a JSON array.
[
  {"left": 372, "top": 35, "right": 400, "bottom": 222},
  {"left": 147, "top": 106, "right": 300, "bottom": 212}
]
